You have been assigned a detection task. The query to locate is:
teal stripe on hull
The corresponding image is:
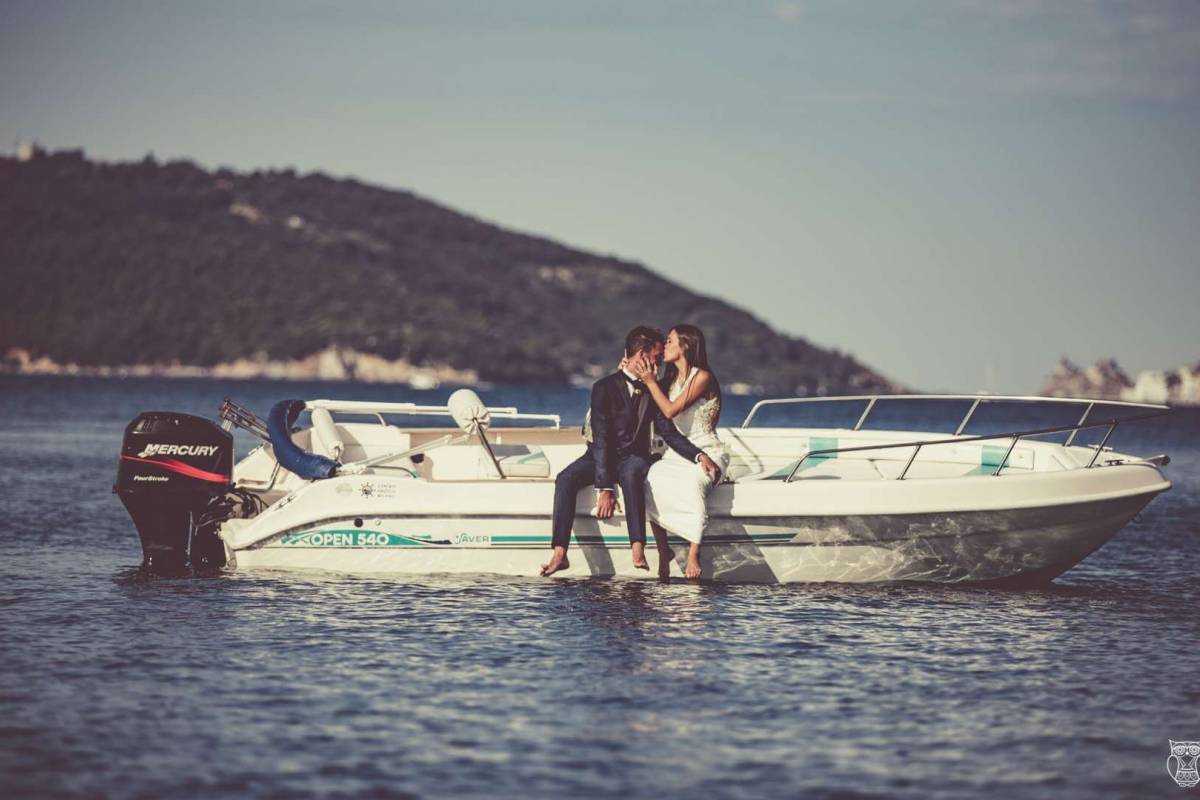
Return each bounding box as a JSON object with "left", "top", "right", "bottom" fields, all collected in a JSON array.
[{"left": 277, "top": 528, "right": 798, "bottom": 548}]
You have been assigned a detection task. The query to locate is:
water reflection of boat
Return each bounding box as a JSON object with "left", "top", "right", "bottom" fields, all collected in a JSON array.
[{"left": 116, "top": 392, "right": 1171, "bottom": 584}]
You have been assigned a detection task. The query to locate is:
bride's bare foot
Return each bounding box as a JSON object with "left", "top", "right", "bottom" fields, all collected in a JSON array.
[
  {"left": 631, "top": 541, "right": 649, "bottom": 570},
  {"left": 685, "top": 544, "right": 702, "bottom": 579},
  {"left": 540, "top": 547, "right": 570, "bottom": 576}
]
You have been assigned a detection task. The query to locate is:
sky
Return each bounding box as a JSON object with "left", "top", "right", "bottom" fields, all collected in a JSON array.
[{"left": 2, "top": 0, "right": 1198, "bottom": 392}]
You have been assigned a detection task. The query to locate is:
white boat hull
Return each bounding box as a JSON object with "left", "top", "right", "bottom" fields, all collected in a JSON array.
[
  {"left": 119, "top": 394, "right": 1174, "bottom": 583},
  {"left": 228, "top": 491, "right": 1158, "bottom": 584}
]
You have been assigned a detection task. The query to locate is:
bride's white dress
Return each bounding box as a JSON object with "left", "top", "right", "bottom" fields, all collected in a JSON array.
[{"left": 645, "top": 367, "right": 728, "bottom": 544}]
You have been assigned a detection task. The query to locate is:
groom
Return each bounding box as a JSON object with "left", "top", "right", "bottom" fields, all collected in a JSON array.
[{"left": 541, "top": 325, "right": 721, "bottom": 576}]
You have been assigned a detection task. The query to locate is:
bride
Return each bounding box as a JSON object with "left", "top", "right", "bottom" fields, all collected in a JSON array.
[{"left": 628, "top": 324, "right": 728, "bottom": 579}]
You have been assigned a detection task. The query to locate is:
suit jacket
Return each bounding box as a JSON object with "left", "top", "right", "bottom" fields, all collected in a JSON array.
[{"left": 587, "top": 371, "right": 702, "bottom": 490}]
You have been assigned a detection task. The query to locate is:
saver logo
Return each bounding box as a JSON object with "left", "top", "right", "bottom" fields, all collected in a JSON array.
[{"left": 137, "top": 443, "right": 221, "bottom": 458}]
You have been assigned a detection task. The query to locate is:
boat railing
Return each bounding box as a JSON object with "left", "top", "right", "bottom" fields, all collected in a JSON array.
[
  {"left": 220, "top": 397, "right": 561, "bottom": 439},
  {"left": 220, "top": 398, "right": 271, "bottom": 440},
  {"left": 765, "top": 404, "right": 1171, "bottom": 482},
  {"left": 220, "top": 396, "right": 560, "bottom": 481},
  {"left": 742, "top": 394, "right": 1167, "bottom": 442},
  {"left": 305, "top": 399, "right": 561, "bottom": 429}
]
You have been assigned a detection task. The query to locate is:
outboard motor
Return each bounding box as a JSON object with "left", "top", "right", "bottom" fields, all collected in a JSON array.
[{"left": 115, "top": 412, "right": 233, "bottom": 573}]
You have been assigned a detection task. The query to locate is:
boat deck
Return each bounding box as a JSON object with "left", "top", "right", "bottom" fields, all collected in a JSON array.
[
  {"left": 234, "top": 422, "right": 1105, "bottom": 494},
  {"left": 227, "top": 392, "right": 1171, "bottom": 499}
]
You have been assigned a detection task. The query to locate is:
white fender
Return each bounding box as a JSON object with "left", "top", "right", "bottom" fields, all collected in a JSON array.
[
  {"left": 309, "top": 407, "right": 344, "bottom": 460},
  {"left": 448, "top": 388, "right": 490, "bottom": 434}
]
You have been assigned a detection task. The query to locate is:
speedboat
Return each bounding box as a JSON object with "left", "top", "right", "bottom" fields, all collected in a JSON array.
[{"left": 115, "top": 391, "right": 1172, "bottom": 583}]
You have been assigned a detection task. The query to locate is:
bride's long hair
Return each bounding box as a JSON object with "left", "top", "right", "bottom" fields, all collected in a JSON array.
[{"left": 665, "top": 324, "right": 721, "bottom": 426}]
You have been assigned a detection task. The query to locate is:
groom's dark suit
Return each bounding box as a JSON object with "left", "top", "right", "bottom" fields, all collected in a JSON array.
[{"left": 551, "top": 370, "right": 703, "bottom": 549}]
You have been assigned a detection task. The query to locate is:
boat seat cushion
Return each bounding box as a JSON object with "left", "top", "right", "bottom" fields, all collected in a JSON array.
[
  {"left": 727, "top": 437, "right": 841, "bottom": 482},
  {"left": 428, "top": 443, "right": 551, "bottom": 480},
  {"left": 311, "top": 423, "right": 416, "bottom": 474},
  {"left": 493, "top": 444, "right": 552, "bottom": 478}
]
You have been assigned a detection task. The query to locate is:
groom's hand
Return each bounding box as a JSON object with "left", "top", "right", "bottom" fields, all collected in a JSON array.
[
  {"left": 698, "top": 453, "right": 721, "bottom": 484},
  {"left": 596, "top": 490, "right": 620, "bottom": 519}
]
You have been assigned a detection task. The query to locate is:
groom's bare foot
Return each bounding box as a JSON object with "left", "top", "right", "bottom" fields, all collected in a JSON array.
[
  {"left": 540, "top": 547, "right": 570, "bottom": 576},
  {"left": 657, "top": 547, "right": 674, "bottom": 580},
  {"left": 631, "top": 541, "right": 649, "bottom": 570}
]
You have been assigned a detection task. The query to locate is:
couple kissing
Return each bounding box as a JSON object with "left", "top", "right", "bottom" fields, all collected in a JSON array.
[{"left": 541, "top": 324, "right": 729, "bottom": 579}]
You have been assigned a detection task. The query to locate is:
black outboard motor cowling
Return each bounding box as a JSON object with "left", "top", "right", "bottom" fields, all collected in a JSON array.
[{"left": 115, "top": 412, "right": 233, "bottom": 573}]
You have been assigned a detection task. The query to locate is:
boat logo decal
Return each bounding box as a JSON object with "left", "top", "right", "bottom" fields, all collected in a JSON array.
[
  {"left": 136, "top": 443, "right": 221, "bottom": 458},
  {"left": 355, "top": 481, "right": 397, "bottom": 498},
  {"left": 453, "top": 533, "right": 491, "bottom": 545},
  {"left": 279, "top": 529, "right": 446, "bottom": 548},
  {"left": 120, "top": 454, "right": 228, "bottom": 483}
]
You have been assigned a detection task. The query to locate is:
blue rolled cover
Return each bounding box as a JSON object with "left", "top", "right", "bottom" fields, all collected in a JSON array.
[{"left": 267, "top": 400, "right": 339, "bottom": 480}]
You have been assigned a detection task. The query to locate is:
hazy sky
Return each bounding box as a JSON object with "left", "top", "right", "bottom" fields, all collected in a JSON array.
[{"left": 3, "top": 0, "right": 1198, "bottom": 391}]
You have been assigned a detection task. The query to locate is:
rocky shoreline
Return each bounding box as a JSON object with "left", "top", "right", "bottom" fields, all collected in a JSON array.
[
  {"left": 2, "top": 347, "right": 477, "bottom": 390},
  {"left": 1040, "top": 357, "right": 1200, "bottom": 406},
  {"left": 8, "top": 345, "right": 1197, "bottom": 406}
]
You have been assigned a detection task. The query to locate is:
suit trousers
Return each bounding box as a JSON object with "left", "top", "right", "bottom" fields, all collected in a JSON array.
[{"left": 551, "top": 451, "right": 651, "bottom": 549}]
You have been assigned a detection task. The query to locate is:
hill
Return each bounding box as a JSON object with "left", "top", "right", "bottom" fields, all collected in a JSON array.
[{"left": 0, "top": 147, "right": 897, "bottom": 393}]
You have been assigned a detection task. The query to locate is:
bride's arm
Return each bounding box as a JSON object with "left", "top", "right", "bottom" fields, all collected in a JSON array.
[
  {"left": 631, "top": 357, "right": 712, "bottom": 419},
  {"left": 641, "top": 376, "right": 675, "bottom": 418}
]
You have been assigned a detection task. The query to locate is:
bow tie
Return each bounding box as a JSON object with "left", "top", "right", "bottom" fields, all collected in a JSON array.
[{"left": 622, "top": 374, "right": 646, "bottom": 395}]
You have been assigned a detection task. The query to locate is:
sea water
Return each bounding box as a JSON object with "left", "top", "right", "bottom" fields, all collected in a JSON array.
[{"left": 0, "top": 376, "right": 1197, "bottom": 799}]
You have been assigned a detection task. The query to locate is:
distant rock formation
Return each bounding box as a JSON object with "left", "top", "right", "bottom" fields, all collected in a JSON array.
[
  {"left": 1040, "top": 357, "right": 1200, "bottom": 405},
  {"left": 1040, "top": 358, "right": 1133, "bottom": 399},
  {"left": 1123, "top": 363, "right": 1200, "bottom": 405},
  {"left": 16, "top": 140, "right": 46, "bottom": 163}
]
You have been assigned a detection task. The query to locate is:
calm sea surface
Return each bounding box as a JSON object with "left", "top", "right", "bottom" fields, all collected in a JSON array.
[{"left": 1, "top": 376, "right": 1197, "bottom": 799}]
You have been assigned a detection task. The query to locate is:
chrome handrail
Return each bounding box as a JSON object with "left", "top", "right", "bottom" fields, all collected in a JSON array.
[
  {"left": 742, "top": 393, "right": 1168, "bottom": 430},
  {"left": 219, "top": 398, "right": 271, "bottom": 441},
  {"left": 781, "top": 407, "right": 1171, "bottom": 482},
  {"left": 1063, "top": 403, "right": 1093, "bottom": 448},
  {"left": 306, "top": 399, "right": 561, "bottom": 429},
  {"left": 953, "top": 397, "right": 982, "bottom": 436}
]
